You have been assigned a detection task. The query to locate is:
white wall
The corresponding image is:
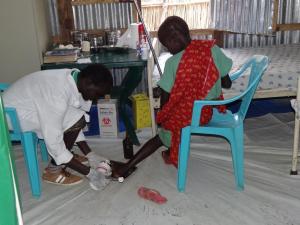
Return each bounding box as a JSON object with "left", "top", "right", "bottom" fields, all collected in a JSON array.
[{"left": 0, "top": 0, "right": 51, "bottom": 83}]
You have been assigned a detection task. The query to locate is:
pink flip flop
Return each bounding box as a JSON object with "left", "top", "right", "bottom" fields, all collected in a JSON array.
[{"left": 137, "top": 187, "right": 167, "bottom": 204}]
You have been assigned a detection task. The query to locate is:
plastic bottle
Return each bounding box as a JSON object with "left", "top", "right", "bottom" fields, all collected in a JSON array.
[
  {"left": 141, "top": 40, "right": 148, "bottom": 60},
  {"left": 138, "top": 23, "right": 148, "bottom": 59}
]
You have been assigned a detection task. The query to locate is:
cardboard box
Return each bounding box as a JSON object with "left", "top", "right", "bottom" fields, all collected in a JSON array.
[
  {"left": 130, "top": 93, "right": 151, "bottom": 129},
  {"left": 83, "top": 104, "right": 133, "bottom": 136},
  {"left": 97, "top": 99, "right": 119, "bottom": 137}
]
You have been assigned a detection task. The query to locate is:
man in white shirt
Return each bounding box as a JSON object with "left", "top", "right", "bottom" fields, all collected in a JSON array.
[{"left": 3, "top": 64, "right": 113, "bottom": 190}]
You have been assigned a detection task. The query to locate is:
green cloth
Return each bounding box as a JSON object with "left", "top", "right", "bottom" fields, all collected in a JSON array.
[
  {"left": 0, "top": 95, "right": 21, "bottom": 225},
  {"left": 71, "top": 70, "right": 80, "bottom": 84},
  {"left": 157, "top": 45, "right": 232, "bottom": 147}
]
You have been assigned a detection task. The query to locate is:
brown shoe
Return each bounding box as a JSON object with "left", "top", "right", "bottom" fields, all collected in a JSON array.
[
  {"left": 42, "top": 168, "right": 83, "bottom": 186},
  {"left": 73, "top": 153, "right": 88, "bottom": 164}
]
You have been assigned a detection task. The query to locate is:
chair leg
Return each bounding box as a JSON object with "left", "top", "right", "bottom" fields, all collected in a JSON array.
[
  {"left": 291, "top": 78, "right": 300, "bottom": 174},
  {"left": 291, "top": 116, "right": 300, "bottom": 174},
  {"left": 39, "top": 139, "right": 48, "bottom": 162},
  {"left": 230, "top": 125, "right": 244, "bottom": 191},
  {"left": 21, "top": 132, "right": 41, "bottom": 198},
  {"left": 177, "top": 127, "right": 191, "bottom": 192}
]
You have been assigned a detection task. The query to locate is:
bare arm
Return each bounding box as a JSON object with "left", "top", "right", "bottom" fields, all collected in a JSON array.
[
  {"left": 221, "top": 74, "right": 232, "bottom": 89},
  {"left": 160, "top": 88, "right": 170, "bottom": 108}
]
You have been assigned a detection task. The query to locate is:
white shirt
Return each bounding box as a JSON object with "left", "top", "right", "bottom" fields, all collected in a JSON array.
[{"left": 3, "top": 69, "right": 92, "bottom": 165}]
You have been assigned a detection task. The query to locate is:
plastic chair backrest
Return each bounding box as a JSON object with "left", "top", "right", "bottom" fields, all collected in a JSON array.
[
  {"left": 0, "top": 83, "right": 23, "bottom": 140},
  {"left": 0, "top": 83, "right": 10, "bottom": 91},
  {"left": 231, "top": 55, "right": 269, "bottom": 120}
]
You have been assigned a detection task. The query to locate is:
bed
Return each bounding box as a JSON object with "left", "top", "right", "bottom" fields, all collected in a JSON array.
[
  {"left": 222, "top": 43, "right": 300, "bottom": 99},
  {"left": 146, "top": 39, "right": 300, "bottom": 135},
  {"left": 149, "top": 41, "right": 300, "bottom": 99}
]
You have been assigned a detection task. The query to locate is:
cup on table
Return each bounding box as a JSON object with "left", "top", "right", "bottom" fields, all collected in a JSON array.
[{"left": 82, "top": 41, "right": 90, "bottom": 52}]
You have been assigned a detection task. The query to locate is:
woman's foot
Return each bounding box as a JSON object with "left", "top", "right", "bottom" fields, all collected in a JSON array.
[
  {"left": 161, "top": 150, "right": 178, "bottom": 168},
  {"left": 110, "top": 161, "right": 137, "bottom": 179},
  {"left": 161, "top": 149, "right": 172, "bottom": 164}
]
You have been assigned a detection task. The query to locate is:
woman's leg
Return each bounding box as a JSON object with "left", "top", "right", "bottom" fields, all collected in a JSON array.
[{"left": 112, "top": 135, "right": 163, "bottom": 178}]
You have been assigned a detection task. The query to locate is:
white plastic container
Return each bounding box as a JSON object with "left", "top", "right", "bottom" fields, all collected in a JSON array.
[
  {"left": 97, "top": 97, "right": 119, "bottom": 137},
  {"left": 141, "top": 44, "right": 148, "bottom": 60}
]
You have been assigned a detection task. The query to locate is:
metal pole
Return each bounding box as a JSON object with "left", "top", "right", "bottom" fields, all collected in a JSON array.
[{"left": 132, "top": 0, "right": 163, "bottom": 77}]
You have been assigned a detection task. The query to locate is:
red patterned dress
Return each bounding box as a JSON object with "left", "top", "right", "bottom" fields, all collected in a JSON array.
[{"left": 156, "top": 40, "right": 228, "bottom": 166}]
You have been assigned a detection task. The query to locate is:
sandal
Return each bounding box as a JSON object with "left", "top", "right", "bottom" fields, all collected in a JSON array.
[{"left": 137, "top": 186, "right": 167, "bottom": 204}]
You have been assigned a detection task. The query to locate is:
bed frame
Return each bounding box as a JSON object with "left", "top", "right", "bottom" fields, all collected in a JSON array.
[
  {"left": 222, "top": 43, "right": 300, "bottom": 99},
  {"left": 146, "top": 31, "right": 299, "bottom": 135}
]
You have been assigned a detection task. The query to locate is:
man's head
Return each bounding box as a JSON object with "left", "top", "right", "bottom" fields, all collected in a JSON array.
[
  {"left": 158, "top": 16, "right": 191, "bottom": 54},
  {"left": 77, "top": 64, "right": 113, "bottom": 101}
]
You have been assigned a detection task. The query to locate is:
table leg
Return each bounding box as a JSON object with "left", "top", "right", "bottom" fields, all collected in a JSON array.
[{"left": 117, "top": 67, "right": 144, "bottom": 146}]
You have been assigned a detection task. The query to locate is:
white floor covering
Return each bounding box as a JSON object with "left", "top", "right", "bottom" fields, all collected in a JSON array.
[{"left": 15, "top": 112, "right": 300, "bottom": 225}]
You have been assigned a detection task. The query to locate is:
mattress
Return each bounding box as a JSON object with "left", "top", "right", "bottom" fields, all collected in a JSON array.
[
  {"left": 222, "top": 44, "right": 300, "bottom": 98},
  {"left": 152, "top": 44, "right": 300, "bottom": 99}
]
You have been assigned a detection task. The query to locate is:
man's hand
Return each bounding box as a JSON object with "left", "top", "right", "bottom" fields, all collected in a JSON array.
[
  {"left": 86, "top": 152, "right": 110, "bottom": 169},
  {"left": 86, "top": 168, "right": 110, "bottom": 191},
  {"left": 221, "top": 74, "right": 232, "bottom": 89},
  {"left": 160, "top": 89, "right": 170, "bottom": 108}
]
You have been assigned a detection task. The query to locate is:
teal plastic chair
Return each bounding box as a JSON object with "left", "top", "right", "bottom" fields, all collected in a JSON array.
[
  {"left": 0, "top": 83, "right": 48, "bottom": 198},
  {"left": 0, "top": 94, "right": 23, "bottom": 225},
  {"left": 177, "top": 55, "right": 269, "bottom": 192}
]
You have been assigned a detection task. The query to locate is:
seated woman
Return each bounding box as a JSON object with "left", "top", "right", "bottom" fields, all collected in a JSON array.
[{"left": 112, "top": 16, "right": 232, "bottom": 178}]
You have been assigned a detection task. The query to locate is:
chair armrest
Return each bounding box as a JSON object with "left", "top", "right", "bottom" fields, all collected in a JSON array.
[
  {"left": 191, "top": 97, "right": 240, "bottom": 126},
  {"left": 191, "top": 76, "right": 261, "bottom": 126}
]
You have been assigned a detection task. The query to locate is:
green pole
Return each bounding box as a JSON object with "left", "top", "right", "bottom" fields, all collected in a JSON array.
[{"left": 0, "top": 95, "right": 22, "bottom": 225}]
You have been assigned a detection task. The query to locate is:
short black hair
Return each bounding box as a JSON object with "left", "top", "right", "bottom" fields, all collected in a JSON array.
[
  {"left": 158, "top": 16, "right": 191, "bottom": 46},
  {"left": 80, "top": 64, "right": 113, "bottom": 88}
]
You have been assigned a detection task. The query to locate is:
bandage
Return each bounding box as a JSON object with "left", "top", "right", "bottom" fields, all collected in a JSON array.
[{"left": 96, "top": 160, "right": 112, "bottom": 176}]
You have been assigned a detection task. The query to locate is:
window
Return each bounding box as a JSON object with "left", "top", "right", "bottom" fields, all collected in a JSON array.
[{"left": 141, "top": 0, "right": 210, "bottom": 31}]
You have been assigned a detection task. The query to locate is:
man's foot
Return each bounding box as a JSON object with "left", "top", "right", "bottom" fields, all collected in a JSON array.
[
  {"left": 73, "top": 153, "right": 88, "bottom": 165},
  {"left": 110, "top": 161, "right": 137, "bottom": 179},
  {"left": 42, "top": 168, "right": 83, "bottom": 186},
  {"left": 86, "top": 168, "right": 110, "bottom": 191}
]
